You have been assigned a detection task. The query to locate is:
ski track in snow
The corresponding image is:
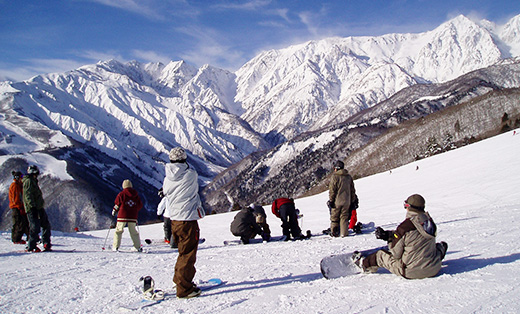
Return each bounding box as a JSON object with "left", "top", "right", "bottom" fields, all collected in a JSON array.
[{"left": 0, "top": 130, "right": 519, "bottom": 313}]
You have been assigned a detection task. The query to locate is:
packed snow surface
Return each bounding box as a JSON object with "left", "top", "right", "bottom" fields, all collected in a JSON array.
[{"left": 0, "top": 130, "right": 519, "bottom": 313}]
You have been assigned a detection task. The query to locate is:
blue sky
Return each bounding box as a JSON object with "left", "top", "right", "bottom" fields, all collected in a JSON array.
[{"left": 1, "top": 0, "right": 519, "bottom": 82}]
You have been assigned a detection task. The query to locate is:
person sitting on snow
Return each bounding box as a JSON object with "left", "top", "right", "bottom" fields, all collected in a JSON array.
[
  {"left": 352, "top": 194, "right": 448, "bottom": 279},
  {"left": 230, "top": 203, "right": 267, "bottom": 244}
]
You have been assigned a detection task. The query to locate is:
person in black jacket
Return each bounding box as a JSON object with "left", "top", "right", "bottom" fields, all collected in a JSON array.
[{"left": 230, "top": 204, "right": 265, "bottom": 244}]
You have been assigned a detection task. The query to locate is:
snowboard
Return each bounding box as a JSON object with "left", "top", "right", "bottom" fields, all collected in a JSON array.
[
  {"left": 17, "top": 248, "right": 76, "bottom": 253},
  {"left": 320, "top": 246, "right": 386, "bottom": 279},
  {"left": 144, "top": 238, "right": 206, "bottom": 245},
  {"left": 223, "top": 235, "right": 285, "bottom": 246},
  {"left": 119, "top": 278, "right": 224, "bottom": 311},
  {"left": 322, "top": 221, "right": 375, "bottom": 236},
  {"left": 223, "top": 230, "right": 311, "bottom": 246}
]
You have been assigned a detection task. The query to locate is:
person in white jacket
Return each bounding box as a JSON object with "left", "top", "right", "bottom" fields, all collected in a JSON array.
[
  {"left": 162, "top": 147, "right": 205, "bottom": 299},
  {"left": 157, "top": 196, "right": 176, "bottom": 248}
]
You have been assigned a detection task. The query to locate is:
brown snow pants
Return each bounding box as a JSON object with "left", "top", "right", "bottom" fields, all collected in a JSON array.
[{"left": 171, "top": 220, "right": 200, "bottom": 297}]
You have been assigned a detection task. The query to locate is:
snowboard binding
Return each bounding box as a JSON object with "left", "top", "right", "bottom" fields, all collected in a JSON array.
[{"left": 140, "top": 276, "right": 164, "bottom": 301}]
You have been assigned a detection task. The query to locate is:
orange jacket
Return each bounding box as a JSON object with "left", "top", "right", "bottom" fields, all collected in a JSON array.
[{"left": 9, "top": 179, "right": 25, "bottom": 214}]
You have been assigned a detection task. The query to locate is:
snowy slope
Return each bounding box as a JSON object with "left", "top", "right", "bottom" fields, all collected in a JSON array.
[{"left": 1, "top": 129, "right": 518, "bottom": 313}]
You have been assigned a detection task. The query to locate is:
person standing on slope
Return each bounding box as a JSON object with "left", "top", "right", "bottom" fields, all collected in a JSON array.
[
  {"left": 353, "top": 194, "right": 448, "bottom": 279},
  {"left": 162, "top": 147, "right": 205, "bottom": 299},
  {"left": 271, "top": 197, "right": 305, "bottom": 240},
  {"left": 328, "top": 160, "right": 357, "bottom": 237},
  {"left": 112, "top": 179, "right": 143, "bottom": 252},
  {"left": 9, "top": 170, "right": 29, "bottom": 244},
  {"left": 23, "top": 165, "right": 52, "bottom": 252}
]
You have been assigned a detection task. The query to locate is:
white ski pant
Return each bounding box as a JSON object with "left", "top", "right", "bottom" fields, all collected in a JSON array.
[{"left": 113, "top": 221, "right": 140, "bottom": 250}]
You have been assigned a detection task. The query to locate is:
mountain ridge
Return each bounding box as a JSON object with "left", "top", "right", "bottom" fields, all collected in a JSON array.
[{"left": 0, "top": 14, "right": 519, "bottom": 230}]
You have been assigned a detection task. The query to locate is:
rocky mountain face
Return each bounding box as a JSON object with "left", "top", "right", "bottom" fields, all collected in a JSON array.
[
  {"left": 202, "top": 58, "right": 520, "bottom": 212},
  {"left": 0, "top": 15, "right": 519, "bottom": 230}
]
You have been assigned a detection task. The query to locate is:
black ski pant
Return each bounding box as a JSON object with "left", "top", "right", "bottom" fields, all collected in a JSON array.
[
  {"left": 27, "top": 208, "right": 51, "bottom": 250},
  {"left": 278, "top": 203, "right": 302, "bottom": 239},
  {"left": 11, "top": 208, "right": 29, "bottom": 242}
]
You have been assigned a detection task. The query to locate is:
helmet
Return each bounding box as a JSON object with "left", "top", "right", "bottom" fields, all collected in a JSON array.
[
  {"left": 333, "top": 160, "right": 344, "bottom": 170},
  {"left": 169, "top": 147, "right": 187, "bottom": 163},
  {"left": 405, "top": 194, "right": 425, "bottom": 211},
  {"left": 27, "top": 165, "right": 40, "bottom": 175}
]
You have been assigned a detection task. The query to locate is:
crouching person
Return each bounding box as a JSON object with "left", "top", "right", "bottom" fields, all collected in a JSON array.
[
  {"left": 353, "top": 194, "right": 448, "bottom": 279},
  {"left": 230, "top": 204, "right": 266, "bottom": 244},
  {"left": 250, "top": 203, "right": 271, "bottom": 241}
]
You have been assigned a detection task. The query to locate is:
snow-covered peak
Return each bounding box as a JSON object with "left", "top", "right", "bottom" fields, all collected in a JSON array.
[
  {"left": 499, "top": 15, "right": 520, "bottom": 56},
  {"left": 234, "top": 14, "right": 513, "bottom": 142}
]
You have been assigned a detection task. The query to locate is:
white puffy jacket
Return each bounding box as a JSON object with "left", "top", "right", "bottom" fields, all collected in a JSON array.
[
  {"left": 162, "top": 163, "right": 205, "bottom": 221},
  {"left": 156, "top": 197, "right": 170, "bottom": 218}
]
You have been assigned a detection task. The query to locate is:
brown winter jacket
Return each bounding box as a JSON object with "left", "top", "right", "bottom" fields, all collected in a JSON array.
[
  {"left": 329, "top": 169, "right": 356, "bottom": 208},
  {"left": 388, "top": 210, "right": 443, "bottom": 279}
]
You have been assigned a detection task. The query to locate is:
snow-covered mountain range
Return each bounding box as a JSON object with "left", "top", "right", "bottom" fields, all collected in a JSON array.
[{"left": 0, "top": 14, "right": 519, "bottom": 230}]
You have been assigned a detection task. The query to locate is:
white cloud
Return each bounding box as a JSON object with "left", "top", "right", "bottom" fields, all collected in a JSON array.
[
  {"left": 88, "top": 0, "right": 164, "bottom": 19},
  {"left": 0, "top": 58, "right": 87, "bottom": 82},
  {"left": 77, "top": 50, "right": 126, "bottom": 63},
  {"left": 131, "top": 50, "right": 172, "bottom": 64},
  {"left": 212, "top": 0, "right": 272, "bottom": 11},
  {"left": 175, "top": 26, "right": 246, "bottom": 70}
]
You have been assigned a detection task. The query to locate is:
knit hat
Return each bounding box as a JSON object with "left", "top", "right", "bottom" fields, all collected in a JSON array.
[
  {"left": 122, "top": 179, "right": 133, "bottom": 189},
  {"left": 169, "top": 147, "right": 187, "bottom": 163},
  {"left": 333, "top": 160, "right": 344, "bottom": 170},
  {"left": 405, "top": 194, "right": 425, "bottom": 212},
  {"left": 11, "top": 170, "right": 22, "bottom": 179}
]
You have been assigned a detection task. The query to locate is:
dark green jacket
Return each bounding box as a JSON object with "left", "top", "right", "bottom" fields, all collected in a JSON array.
[{"left": 22, "top": 175, "right": 44, "bottom": 213}]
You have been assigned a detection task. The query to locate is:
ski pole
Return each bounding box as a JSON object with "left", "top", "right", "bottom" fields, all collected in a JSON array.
[
  {"left": 102, "top": 227, "right": 111, "bottom": 251},
  {"left": 102, "top": 217, "right": 115, "bottom": 250}
]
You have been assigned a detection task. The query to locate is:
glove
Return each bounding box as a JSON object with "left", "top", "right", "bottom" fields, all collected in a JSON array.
[
  {"left": 157, "top": 214, "right": 163, "bottom": 220},
  {"left": 375, "top": 227, "right": 390, "bottom": 241},
  {"left": 112, "top": 205, "right": 119, "bottom": 217},
  {"left": 327, "top": 200, "right": 335, "bottom": 209},
  {"left": 158, "top": 188, "right": 164, "bottom": 198}
]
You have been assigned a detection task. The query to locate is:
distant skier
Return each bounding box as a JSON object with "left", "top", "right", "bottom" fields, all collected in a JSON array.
[
  {"left": 328, "top": 160, "right": 357, "bottom": 237},
  {"left": 162, "top": 147, "right": 205, "bottom": 299},
  {"left": 271, "top": 197, "right": 305, "bottom": 240},
  {"left": 9, "top": 170, "right": 29, "bottom": 244},
  {"left": 112, "top": 179, "right": 143, "bottom": 252},
  {"left": 352, "top": 194, "right": 448, "bottom": 279},
  {"left": 23, "top": 165, "right": 52, "bottom": 252},
  {"left": 230, "top": 203, "right": 267, "bottom": 244}
]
